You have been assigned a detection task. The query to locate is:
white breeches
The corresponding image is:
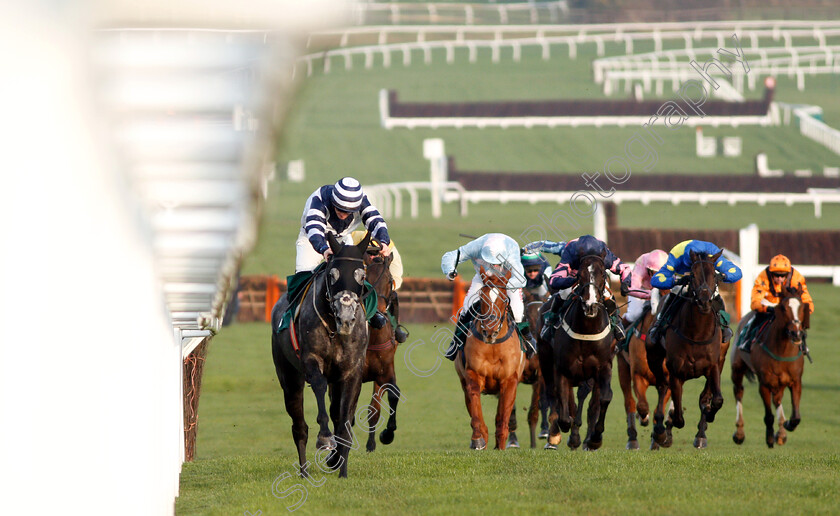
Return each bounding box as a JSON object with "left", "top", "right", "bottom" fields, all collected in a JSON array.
[
  {"left": 463, "top": 273, "right": 524, "bottom": 322},
  {"left": 625, "top": 296, "right": 646, "bottom": 323},
  {"left": 295, "top": 230, "right": 354, "bottom": 273}
]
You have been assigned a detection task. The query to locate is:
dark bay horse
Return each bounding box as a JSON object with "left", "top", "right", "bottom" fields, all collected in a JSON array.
[
  {"left": 271, "top": 232, "right": 372, "bottom": 478},
  {"left": 540, "top": 253, "right": 614, "bottom": 451},
  {"left": 731, "top": 282, "right": 808, "bottom": 447},
  {"left": 616, "top": 290, "right": 673, "bottom": 450},
  {"left": 649, "top": 250, "right": 726, "bottom": 449},
  {"left": 454, "top": 267, "right": 526, "bottom": 450},
  {"left": 507, "top": 289, "right": 548, "bottom": 449},
  {"left": 360, "top": 251, "right": 401, "bottom": 452}
]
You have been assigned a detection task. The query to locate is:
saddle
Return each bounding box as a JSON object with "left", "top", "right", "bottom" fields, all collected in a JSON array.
[
  {"left": 618, "top": 303, "right": 651, "bottom": 352},
  {"left": 736, "top": 314, "right": 774, "bottom": 352}
]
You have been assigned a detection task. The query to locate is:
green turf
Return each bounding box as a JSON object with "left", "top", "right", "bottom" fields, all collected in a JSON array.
[{"left": 178, "top": 282, "right": 840, "bottom": 515}]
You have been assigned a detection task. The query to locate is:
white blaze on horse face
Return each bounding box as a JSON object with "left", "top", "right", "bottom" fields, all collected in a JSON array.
[
  {"left": 488, "top": 287, "right": 498, "bottom": 305},
  {"left": 586, "top": 265, "right": 597, "bottom": 309},
  {"left": 788, "top": 298, "right": 801, "bottom": 325}
]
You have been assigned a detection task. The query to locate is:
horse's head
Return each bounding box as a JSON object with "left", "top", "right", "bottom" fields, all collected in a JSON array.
[
  {"left": 688, "top": 249, "right": 720, "bottom": 313},
  {"left": 363, "top": 246, "right": 394, "bottom": 306},
  {"left": 325, "top": 232, "right": 370, "bottom": 335},
  {"left": 778, "top": 282, "right": 807, "bottom": 344},
  {"left": 476, "top": 266, "right": 511, "bottom": 343},
  {"left": 577, "top": 253, "right": 606, "bottom": 318}
]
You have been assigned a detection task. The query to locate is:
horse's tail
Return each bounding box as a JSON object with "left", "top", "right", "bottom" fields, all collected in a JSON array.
[{"left": 744, "top": 368, "right": 756, "bottom": 383}]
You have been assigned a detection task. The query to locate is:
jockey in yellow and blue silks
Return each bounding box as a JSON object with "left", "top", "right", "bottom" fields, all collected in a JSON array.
[{"left": 649, "top": 240, "right": 742, "bottom": 344}]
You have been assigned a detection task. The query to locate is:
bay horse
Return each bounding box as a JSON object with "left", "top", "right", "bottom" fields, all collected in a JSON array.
[
  {"left": 507, "top": 289, "right": 548, "bottom": 449},
  {"left": 649, "top": 250, "right": 726, "bottom": 449},
  {"left": 360, "top": 250, "right": 401, "bottom": 452},
  {"left": 731, "top": 281, "right": 808, "bottom": 447},
  {"left": 540, "top": 252, "right": 614, "bottom": 451},
  {"left": 454, "top": 266, "right": 526, "bottom": 450},
  {"left": 271, "top": 232, "right": 371, "bottom": 478},
  {"left": 616, "top": 289, "right": 673, "bottom": 450}
]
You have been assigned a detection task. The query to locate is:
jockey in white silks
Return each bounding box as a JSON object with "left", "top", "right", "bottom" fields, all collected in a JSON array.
[{"left": 440, "top": 233, "right": 536, "bottom": 360}]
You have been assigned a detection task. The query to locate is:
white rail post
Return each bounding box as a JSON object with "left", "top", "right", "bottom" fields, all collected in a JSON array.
[
  {"left": 424, "top": 138, "right": 446, "bottom": 219},
  {"left": 593, "top": 202, "right": 608, "bottom": 243},
  {"left": 738, "top": 223, "right": 759, "bottom": 317}
]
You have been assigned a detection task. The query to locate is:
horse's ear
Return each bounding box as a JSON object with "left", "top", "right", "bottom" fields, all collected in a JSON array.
[
  {"left": 478, "top": 265, "right": 487, "bottom": 281},
  {"left": 385, "top": 253, "right": 394, "bottom": 267},
  {"left": 689, "top": 250, "right": 698, "bottom": 262},
  {"left": 326, "top": 233, "right": 341, "bottom": 253},
  {"left": 357, "top": 231, "right": 372, "bottom": 253},
  {"left": 599, "top": 249, "right": 607, "bottom": 259},
  {"left": 712, "top": 249, "right": 723, "bottom": 262},
  {"left": 803, "top": 303, "right": 811, "bottom": 329},
  {"left": 784, "top": 273, "right": 792, "bottom": 290}
]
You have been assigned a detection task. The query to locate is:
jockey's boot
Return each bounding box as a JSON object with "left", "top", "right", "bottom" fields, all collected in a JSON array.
[
  {"left": 647, "top": 292, "right": 673, "bottom": 343},
  {"left": 389, "top": 291, "right": 409, "bottom": 343},
  {"left": 516, "top": 321, "right": 537, "bottom": 358},
  {"left": 540, "top": 294, "right": 561, "bottom": 342},
  {"left": 712, "top": 295, "right": 732, "bottom": 343},
  {"left": 370, "top": 311, "right": 388, "bottom": 330},
  {"left": 444, "top": 302, "right": 478, "bottom": 361},
  {"left": 604, "top": 298, "right": 626, "bottom": 342}
]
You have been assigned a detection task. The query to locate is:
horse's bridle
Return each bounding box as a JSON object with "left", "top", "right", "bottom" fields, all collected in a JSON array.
[
  {"left": 324, "top": 256, "right": 366, "bottom": 302},
  {"left": 688, "top": 258, "right": 718, "bottom": 309},
  {"left": 313, "top": 256, "right": 366, "bottom": 338},
  {"left": 476, "top": 283, "right": 510, "bottom": 342}
]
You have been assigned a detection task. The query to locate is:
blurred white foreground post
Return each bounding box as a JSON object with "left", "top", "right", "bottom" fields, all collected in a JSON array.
[{"left": 0, "top": 1, "right": 348, "bottom": 514}]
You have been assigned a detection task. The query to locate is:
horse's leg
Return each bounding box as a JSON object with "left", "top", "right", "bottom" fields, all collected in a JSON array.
[
  {"left": 705, "top": 364, "right": 724, "bottom": 424},
  {"left": 527, "top": 380, "right": 541, "bottom": 448},
  {"left": 694, "top": 380, "right": 712, "bottom": 449},
  {"left": 506, "top": 396, "right": 519, "bottom": 449},
  {"left": 731, "top": 353, "right": 747, "bottom": 445},
  {"left": 759, "top": 384, "right": 776, "bottom": 448},
  {"left": 588, "top": 365, "right": 613, "bottom": 451},
  {"left": 332, "top": 375, "right": 364, "bottom": 478},
  {"left": 365, "top": 381, "right": 382, "bottom": 453},
  {"left": 280, "top": 370, "right": 309, "bottom": 477},
  {"left": 617, "top": 352, "right": 639, "bottom": 449},
  {"left": 463, "top": 370, "right": 488, "bottom": 450},
  {"left": 496, "top": 375, "right": 519, "bottom": 450},
  {"left": 668, "top": 375, "right": 686, "bottom": 430},
  {"left": 556, "top": 374, "right": 573, "bottom": 434},
  {"left": 568, "top": 381, "right": 588, "bottom": 450},
  {"left": 303, "top": 359, "right": 335, "bottom": 450},
  {"left": 784, "top": 380, "right": 802, "bottom": 433},
  {"left": 773, "top": 389, "right": 788, "bottom": 446},
  {"left": 379, "top": 375, "right": 400, "bottom": 445}
]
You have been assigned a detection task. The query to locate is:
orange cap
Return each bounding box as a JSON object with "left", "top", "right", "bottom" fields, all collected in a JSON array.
[{"left": 768, "top": 254, "right": 791, "bottom": 273}]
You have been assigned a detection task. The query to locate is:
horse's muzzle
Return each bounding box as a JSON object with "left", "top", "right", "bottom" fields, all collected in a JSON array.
[{"left": 332, "top": 292, "right": 360, "bottom": 335}]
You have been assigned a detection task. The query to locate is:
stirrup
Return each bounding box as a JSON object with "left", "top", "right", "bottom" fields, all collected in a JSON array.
[{"left": 444, "top": 340, "right": 459, "bottom": 361}]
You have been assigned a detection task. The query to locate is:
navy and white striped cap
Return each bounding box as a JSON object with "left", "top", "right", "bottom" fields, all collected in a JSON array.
[{"left": 331, "top": 177, "right": 363, "bottom": 212}]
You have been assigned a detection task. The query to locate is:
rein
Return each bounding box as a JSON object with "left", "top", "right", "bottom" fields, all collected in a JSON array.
[{"left": 759, "top": 343, "right": 803, "bottom": 362}]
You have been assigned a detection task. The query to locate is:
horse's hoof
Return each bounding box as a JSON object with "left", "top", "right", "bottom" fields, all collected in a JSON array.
[
  {"left": 507, "top": 432, "right": 520, "bottom": 449},
  {"left": 366, "top": 441, "right": 376, "bottom": 453},
  {"left": 766, "top": 440, "right": 774, "bottom": 449},
  {"left": 543, "top": 442, "right": 557, "bottom": 450},
  {"left": 583, "top": 440, "right": 602, "bottom": 451},
  {"left": 538, "top": 429, "right": 549, "bottom": 440},
  {"left": 325, "top": 449, "right": 342, "bottom": 470},
  {"left": 652, "top": 428, "right": 667, "bottom": 446},
  {"left": 567, "top": 437, "right": 581, "bottom": 450},
  {"left": 316, "top": 434, "right": 336, "bottom": 450},
  {"left": 732, "top": 432, "right": 745, "bottom": 445},
  {"left": 626, "top": 440, "right": 640, "bottom": 450},
  {"left": 547, "top": 433, "right": 562, "bottom": 446},
  {"left": 470, "top": 438, "right": 487, "bottom": 450},
  {"left": 379, "top": 428, "right": 395, "bottom": 445},
  {"left": 775, "top": 433, "right": 787, "bottom": 446},
  {"left": 650, "top": 437, "right": 660, "bottom": 451},
  {"left": 639, "top": 415, "right": 650, "bottom": 427},
  {"left": 693, "top": 437, "right": 707, "bottom": 449}
]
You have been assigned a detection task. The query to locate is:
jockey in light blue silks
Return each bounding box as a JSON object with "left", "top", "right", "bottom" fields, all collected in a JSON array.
[
  {"left": 441, "top": 233, "right": 537, "bottom": 360},
  {"left": 520, "top": 240, "right": 565, "bottom": 298},
  {"left": 647, "top": 239, "right": 743, "bottom": 344}
]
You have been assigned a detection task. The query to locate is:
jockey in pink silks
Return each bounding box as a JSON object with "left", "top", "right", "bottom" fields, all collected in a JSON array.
[{"left": 623, "top": 249, "right": 669, "bottom": 326}]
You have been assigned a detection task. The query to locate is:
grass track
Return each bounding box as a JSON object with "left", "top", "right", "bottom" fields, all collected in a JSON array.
[{"left": 178, "top": 284, "right": 840, "bottom": 515}]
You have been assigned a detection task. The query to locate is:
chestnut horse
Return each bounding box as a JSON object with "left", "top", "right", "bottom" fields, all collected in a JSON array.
[
  {"left": 454, "top": 267, "right": 526, "bottom": 450},
  {"left": 616, "top": 290, "right": 673, "bottom": 450},
  {"left": 648, "top": 250, "right": 727, "bottom": 449},
  {"left": 507, "top": 289, "right": 548, "bottom": 449},
  {"left": 540, "top": 253, "right": 614, "bottom": 451},
  {"left": 360, "top": 251, "right": 401, "bottom": 452},
  {"left": 731, "top": 282, "right": 809, "bottom": 447}
]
